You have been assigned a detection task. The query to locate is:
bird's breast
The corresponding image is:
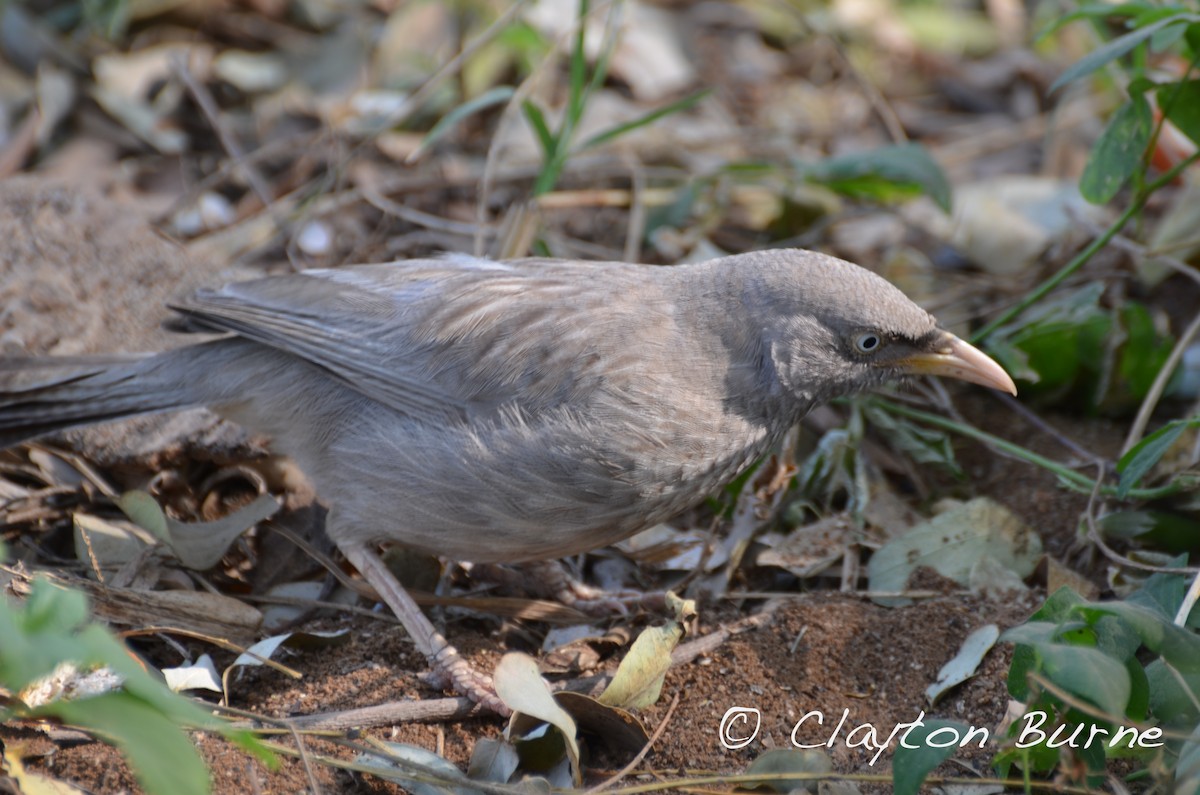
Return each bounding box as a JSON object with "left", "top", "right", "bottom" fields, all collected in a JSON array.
[{"left": 316, "top": 397, "right": 792, "bottom": 563}]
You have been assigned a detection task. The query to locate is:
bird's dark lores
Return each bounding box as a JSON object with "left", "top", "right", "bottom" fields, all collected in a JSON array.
[{"left": 0, "top": 248, "right": 1016, "bottom": 713}]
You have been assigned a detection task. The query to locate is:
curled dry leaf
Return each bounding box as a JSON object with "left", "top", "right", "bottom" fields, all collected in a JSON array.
[
  {"left": 494, "top": 652, "right": 582, "bottom": 786},
  {"left": 598, "top": 592, "right": 695, "bottom": 710}
]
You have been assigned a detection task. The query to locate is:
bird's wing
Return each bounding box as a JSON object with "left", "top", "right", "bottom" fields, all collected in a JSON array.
[{"left": 169, "top": 257, "right": 676, "bottom": 423}]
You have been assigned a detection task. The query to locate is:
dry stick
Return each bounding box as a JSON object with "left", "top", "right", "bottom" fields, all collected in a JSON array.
[
  {"left": 283, "top": 601, "right": 780, "bottom": 730},
  {"left": 1123, "top": 310, "right": 1200, "bottom": 454},
  {"left": 993, "top": 393, "right": 1107, "bottom": 466},
  {"left": 1151, "top": 229, "right": 1200, "bottom": 257},
  {"left": 1176, "top": 568, "right": 1200, "bottom": 627},
  {"left": 0, "top": 106, "right": 39, "bottom": 178},
  {"left": 76, "top": 524, "right": 106, "bottom": 584},
  {"left": 117, "top": 625, "right": 304, "bottom": 678},
  {"left": 360, "top": 179, "right": 496, "bottom": 238},
  {"left": 584, "top": 692, "right": 680, "bottom": 795},
  {"left": 171, "top": 55, "right": 275, "bottom": 221},
  {"left": 826, "top": 34, "right": 906, "bottom": 144},
  {"left": 1026, "top": 671, "right": 1198, "bottom": 743},
  {"left": 161, "top": 131, "right": 316, "bottom": 223},
  {"left": 284, "top": 718, "right": 322, "bottom": 795},
  {"left": 260, "top": 738, "right": 525, "bottom": 795},
  {"left": 724, "top": 589, "right": 962, "bottom": 601},
  {"left": 33, "top": 444, "right": 119, "bottom": 498},
  {"left": 1083, "top": 463, "right": 1199, "bottom": 575},
  {"left": 239, "top": 593, "right": 401, "bottom": 624},
  {"left": 216, "top": 705, "right": 520, "bottom": 795},
  {"left": 264, "top": 521, "right": 373, "bottom": 599}
]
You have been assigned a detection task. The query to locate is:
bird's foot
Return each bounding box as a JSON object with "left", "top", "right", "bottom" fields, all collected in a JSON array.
[
  {"left": 420, "top": 644, "right": 509, "bottom": 716},
  {"left": 473, "top": 560, "right": 666, "bottom": 617},
  {"left": 341, "top": 542, "right": 510, "bottom": 715}
]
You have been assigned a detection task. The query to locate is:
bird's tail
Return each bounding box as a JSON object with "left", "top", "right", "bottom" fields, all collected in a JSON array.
[{"left": 0, "top": 351, "right": 200, "bottom": 449}]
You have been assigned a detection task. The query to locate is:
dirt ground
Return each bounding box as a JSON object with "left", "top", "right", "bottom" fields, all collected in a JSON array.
[
  {"left": 1, "top": 389, "right": 1110, "bottom": 794},
  {"left": 8, "top": 593, "right": 1043, "bottom": 793}
]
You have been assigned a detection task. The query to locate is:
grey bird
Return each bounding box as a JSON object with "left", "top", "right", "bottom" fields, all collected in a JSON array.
[{"left": 0, "top": 248, "right": 1015, "bottom": 713}]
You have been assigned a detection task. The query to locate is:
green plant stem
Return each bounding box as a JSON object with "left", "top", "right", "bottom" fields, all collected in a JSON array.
[
  {"left": 972, "top": 150, "right": 1200, "bottom": 344},
  {"left": 873, "top": 398, "right": 1190, "bottom": 500}
]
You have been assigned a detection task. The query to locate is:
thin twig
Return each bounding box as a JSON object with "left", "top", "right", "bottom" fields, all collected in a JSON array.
[
  {"left": 585, "top": 692, "right": 680, "bottom": 794},
  {"left": 401, "top": 1, "right": 531, "bottom": 133},
  {"left": 1123, "top": 310, "right": 1200, "bottom": 455},
  {"left": 992, "top": 393, "right": 1107, "bottom": 465},
  {"left": 973, "top": 150, "right": 1200, "bottom": 342},
  {"left": 170, "top": 55, "right": 275, "bottom": 217},
  {"left": 361, "top": 179, "right": 497, "bottom": 237},
  {"left": 1084, "top": 463, "right": 1200, "bottom": 575},
  {"left": 879, "top": 399, "right": 1191, "bottom": 501},
  {"left": 1175, "top": 567, "right": 1200, "bottom": 627},
  {"left": 827, "top": 34, "right": 906, "bottom": 143},
  {"left": 285, "top": 718, "right": 322, "bottom": 795}
]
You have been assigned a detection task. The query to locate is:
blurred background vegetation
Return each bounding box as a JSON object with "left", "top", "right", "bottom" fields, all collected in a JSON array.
[{"left": 0, "top": 0, "right": 1198, "bottom": 792}]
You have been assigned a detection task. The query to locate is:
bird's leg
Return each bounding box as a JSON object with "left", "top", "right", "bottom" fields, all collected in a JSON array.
[
  {"left": 339, "top": 541, "right": 509, "bottom": 716},
  {"left": 472, "top": 560, "right": 666, "bottom": 617}
]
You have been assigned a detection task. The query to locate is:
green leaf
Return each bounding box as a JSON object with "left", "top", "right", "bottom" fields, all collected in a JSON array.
[
  {"left": 743, "top": 748, "right": 833, "bottom": 793},
  {"left": 892, "top": 720, "right": 970, "bottom": 795},
  {"left": 1033, "top": 642, "right": 1132, "bottom": 717},
  {"left": 0, "top": 578, "right": 273, "bottom": 788},
  {"left": 862, "top": 403, "right": 962, "bottom": 477},
  {"left": 581, "top": 89, "right": 711, "bottom": 150},
  {"left": 521, "top": 100, "right": 557, "bottom": 160},
  {"left": 1146, "top": 659, "right": 1200, "bottom": 725},
  {"left": 1079, "top": 95, "right": 1152, "bottom": 204},
  {"left": 1179, "top": 726, "right": 1200, "bottom": 795},
  {"left": 804, "top": 144, "right": 952, "bottom": 212},
  {"left": 1050, "top": 13, "right": 1200, "bottom": 93},
  {"left": 1005, "top": 590, "right": 1087, "bottom": 701},
  {"left": 412, "top": 86, "right": 515, "bottom": 162},
  {"left": 987, "top": 282, "right": 1134, "bottom": 408},
  {"left": 1128, "top": 568, "right": 1195, "bottom": 625},
  {"left": 1158, "top": 79, "right": 1200, "bottom": 147},
  {"left": 1075, "top": 602, "right": 1200, "bottom": 673},
  {"left": 1003, "top": 621, "right": 1067, "bottom": 647},
  {"left": 1100, "top": 510, "right": 1200, "bottom": 555},
  {"left": 50, "top": 693, "right": 211, "bottom": 795},
  {"left": 1124, "top": 656, "right": 1150, "bottom": 722},
  {"left": 1035, "top": 4, "right": 1157, "bottom": 40},
  {"left": 1114, "top": 302, "right": 1179, "bottom": 405},
  {"left": 566, "top": 0, "right": 590, "bottom": 123},
  {"left": 1117, "top": 418, "right": 1200, "bottom": 496}
]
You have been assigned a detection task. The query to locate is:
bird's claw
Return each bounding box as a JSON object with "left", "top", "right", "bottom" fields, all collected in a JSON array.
[{"left": 424, "top": 643, "right": 510, "bottom": 716}]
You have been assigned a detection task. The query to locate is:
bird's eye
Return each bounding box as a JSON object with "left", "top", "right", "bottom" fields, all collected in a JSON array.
[{"left": 855, "top": 333, "right": 882, "bottom": 353}]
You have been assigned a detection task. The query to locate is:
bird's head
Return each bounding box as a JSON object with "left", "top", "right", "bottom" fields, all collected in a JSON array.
[{"left": 737, "top": 250, "right": 1016, "bottom": 404}]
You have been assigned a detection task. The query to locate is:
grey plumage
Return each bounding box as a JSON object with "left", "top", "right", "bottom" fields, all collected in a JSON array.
[{"left": 0, "top": 248, "right": 1015, "bottom": 709}]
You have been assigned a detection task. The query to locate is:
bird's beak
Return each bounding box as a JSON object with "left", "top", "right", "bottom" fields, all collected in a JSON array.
[{"left": 896, "top": 332, "right": 1018, "bottom": 395}]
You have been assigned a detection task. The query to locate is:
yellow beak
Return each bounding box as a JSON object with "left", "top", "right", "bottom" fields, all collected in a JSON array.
[{"left": 897, "top": 332, "right": 1017, "bottom": 395}]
